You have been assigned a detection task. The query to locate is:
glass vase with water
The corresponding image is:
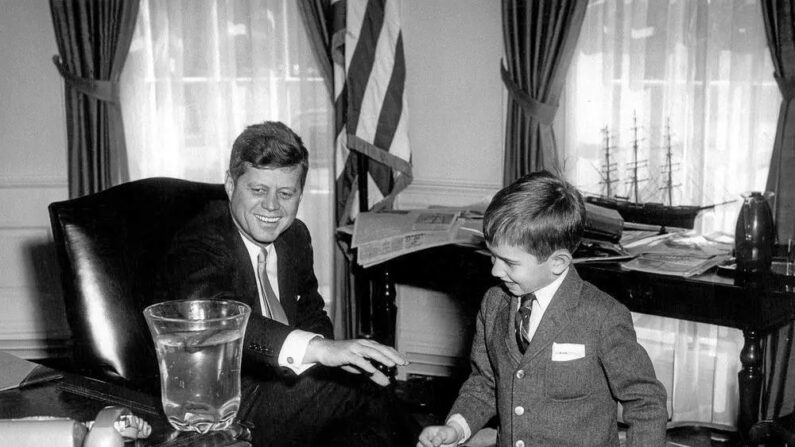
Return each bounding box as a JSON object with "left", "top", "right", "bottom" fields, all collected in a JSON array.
[{"left": 143, "top": 299, "right": 250, "bottom": 433}]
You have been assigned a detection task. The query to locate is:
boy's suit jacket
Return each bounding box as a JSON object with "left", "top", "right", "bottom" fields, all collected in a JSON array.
[
  {"left": 449, "top": 267, "right": 668, "bottom": 447},
  {"left": 155, "top": 200, "right": 334, "bottom": 372}
]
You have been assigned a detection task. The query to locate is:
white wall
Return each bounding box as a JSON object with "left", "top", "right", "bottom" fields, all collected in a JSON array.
[
  {"left": 393, "top": 1, "right": 504, "bottom": 376},
  {"left": 399, "top": 0, "right": 504, "bottom": 208},
  {"left": 0, "top": 0, "right": 70, "bottom": 358}
]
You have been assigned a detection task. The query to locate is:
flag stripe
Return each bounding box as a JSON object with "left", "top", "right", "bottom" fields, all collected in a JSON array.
[
  {"left": 390, "top": 91, "right": 411, "bottom": 164},
  {"left": 335, "top": 142, "right": 358, "bottom": 221},
  {"left": 345, "top": 0, "right": 384, "bottom": 133},
  {"left": 343, "top": 0, "right": 366, "bottom": 75},
  {"left": 373, "top": 32, "right": 405, "bottom": 153},
  {"left": 333, "top": 0, "right": 412, "bottom": 224},
  {"left": 357, "top": 0, "right": 398, "bottom": 144},
  {"left": 330, "top": 1, "right": 347, "bottom": 69},
  {"left": 333, "top": 83, "right": 347, "bottom": 156},
  {"left": 331, "top": 0, "right": 348, "bottom": 182}
]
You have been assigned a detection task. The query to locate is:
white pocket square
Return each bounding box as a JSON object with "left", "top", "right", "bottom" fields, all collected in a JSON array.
[{"left": 551, "top": 343, "right": 585, "bottom": 361}]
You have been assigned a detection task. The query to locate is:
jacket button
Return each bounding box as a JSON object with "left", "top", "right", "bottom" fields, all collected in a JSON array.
[
  {"left": 515, "top": 441, "right": 525, "bottom": 447},
  {"left": 514, "top": 406, "right": 524, "bottom": 416},
  {"left": 515, "top": 369, "right": 525, "bottom": 379},
  {"left": 287, "top": 356, "right": 294, "bottom": 364}
]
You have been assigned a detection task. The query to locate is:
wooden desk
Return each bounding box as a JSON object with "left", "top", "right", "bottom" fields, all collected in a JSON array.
[
  {"left": 0, "top": 372, "right": 250, "bottom": 446},
  {"left": 576, "top": 262, "right": 795, "bottom": 445},
  {"left": 356, "top": 244, "right": 795, "bottom": 445}
]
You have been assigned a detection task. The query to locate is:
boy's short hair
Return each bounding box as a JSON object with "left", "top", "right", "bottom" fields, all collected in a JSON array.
[
  {"left": 483, "top": 170, "right": 585, "bottom": 261},
  {"left": 228, "top": 121, "right": 309, "bottom": 187}
]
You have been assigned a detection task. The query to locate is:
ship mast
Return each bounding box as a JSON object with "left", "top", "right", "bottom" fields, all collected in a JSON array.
[
  {"left": 659, "top": 117, "right": 681, "bottom": 206},
  {"left": 599, "top": 126, "right": 619, "bottom": 198},
  {"left": 625, "top": 111, "right": 647, "bottom": 202}
]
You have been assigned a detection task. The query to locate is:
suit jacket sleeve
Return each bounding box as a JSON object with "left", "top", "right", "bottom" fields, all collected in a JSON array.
[
  {"left": 447, "top": 288, "right": 501, "bottom": 434},
  {"left": 599, "top": 300, "right": 668, "bottom": 446}
]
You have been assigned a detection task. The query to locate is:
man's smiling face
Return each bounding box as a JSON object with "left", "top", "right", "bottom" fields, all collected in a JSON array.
[{"left": 225, "top": 163, "right": 304, "bottom": 244}]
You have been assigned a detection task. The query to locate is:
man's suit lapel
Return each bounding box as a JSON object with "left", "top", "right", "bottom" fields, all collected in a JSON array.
[
  {"left": 522, "top": 269, "right": 584, "bottom": 363},
  {"left": 221, "top": 211, "right": 261, "bottom": 314},
  {"left": 274, "top": 228, "right": 298, "bottom": 325}
]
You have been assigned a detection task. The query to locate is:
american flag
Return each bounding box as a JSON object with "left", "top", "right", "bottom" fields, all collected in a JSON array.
[{"left": 331, "top": 0, "right": 412, "bottom": 225}]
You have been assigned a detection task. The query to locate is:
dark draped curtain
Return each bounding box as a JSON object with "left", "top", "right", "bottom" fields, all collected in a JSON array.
[
  {"left": 763, "top": 0, "right": 795, "bottom": 246},
  {"left": 761, "top": 0, "right": 795, "bottom": 421},
  {"left": 501, "top": 0, "right": 587, "bottom": 186},
  {"left": 298, "top": 0, "right": 355, "bottom": 340},
  {"left": 49, "top": 0, "right": 140, "bottom": 198},
  {"left": 298, "top": 0, "right": 333, "bottom": 99}
]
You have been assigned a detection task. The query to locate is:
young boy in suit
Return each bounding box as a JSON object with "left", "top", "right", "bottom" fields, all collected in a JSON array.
[{"left": 417, "top": 171, "right": 668, "bottom": 447}]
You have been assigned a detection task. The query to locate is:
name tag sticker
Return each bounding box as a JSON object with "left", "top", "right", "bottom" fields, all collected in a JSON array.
[{"left": 551, "top": 343, "right": 585, "bottom": 361}]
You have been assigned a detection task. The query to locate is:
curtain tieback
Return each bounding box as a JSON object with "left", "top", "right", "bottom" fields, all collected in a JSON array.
[
  {"left": 500, "top": 62, "right": 558, "bottom": 125},
  {"left": 775, "top": 73, "right": 795, "bottom": 101},
  {"left": 52, "top": 55, "right": 119, "bottom": 104}
]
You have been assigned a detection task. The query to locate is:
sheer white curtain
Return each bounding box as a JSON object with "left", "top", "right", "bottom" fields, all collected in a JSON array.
[
  {"left": 120, "top": 0, "right": 335, "bottom": 308},
  {"left": 561, "top": 0, "right": 781, "bottom": 427}
]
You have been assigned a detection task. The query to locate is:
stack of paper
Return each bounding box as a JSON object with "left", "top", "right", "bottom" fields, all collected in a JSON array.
[
  {"left": 620, "top": 231, "right": 733, "bottom": 277},
  {"left": 351, "top": 209, "right": 483, "bottom": 268}
]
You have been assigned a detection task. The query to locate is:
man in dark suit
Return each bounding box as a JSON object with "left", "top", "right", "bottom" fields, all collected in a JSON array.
[{"left": 156, "top": 121, "right": 416, "bottom": 446}]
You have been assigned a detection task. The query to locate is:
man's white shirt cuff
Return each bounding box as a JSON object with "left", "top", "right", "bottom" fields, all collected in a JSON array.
[
  {"left": 446, "top": 414, "right": 471, "bottom": 445},
  {"left": 278, "top": 330, "right": 322, "bottom": 374}
]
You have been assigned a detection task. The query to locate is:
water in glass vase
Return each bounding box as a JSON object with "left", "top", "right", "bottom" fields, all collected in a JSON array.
[{"left": 154, "top": 329, "right": 243, "bottom": 433}]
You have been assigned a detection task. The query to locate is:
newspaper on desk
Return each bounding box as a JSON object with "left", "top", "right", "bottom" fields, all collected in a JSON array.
[
  {"left": 619, "top": 231, "right": 733, "bottom": 277},
  {"left": 351, "top": 209, "right": 484, "bottom": 268}
]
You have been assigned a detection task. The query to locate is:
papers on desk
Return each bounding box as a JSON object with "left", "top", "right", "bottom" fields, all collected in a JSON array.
[
  {"left": 0, "top": 350, "right": 62, "bottom": 391},
  {"left": 349, "top": 209, "right": 485, "bottom": 268},
  {"left": 621, "top": 253, "right": 729, "bottom": 277},
  {"left": 573, "top": 238, "right": 635, "bottom": 264},
  {"left": 619, "top": 231, "right": 733, "bottom": 277}
]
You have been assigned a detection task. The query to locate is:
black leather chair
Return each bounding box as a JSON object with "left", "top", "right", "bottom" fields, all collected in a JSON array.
[{"left": 49, "top": 177, "right": 227, "bottom": 391}]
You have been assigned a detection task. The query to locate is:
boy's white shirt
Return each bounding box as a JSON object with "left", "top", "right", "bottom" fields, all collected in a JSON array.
[
  {"left": 447, "top": 268, "right": 570, "bottom": 444},
  {"left": 240, "top": 233, "right": 319, "bottom": 375}
]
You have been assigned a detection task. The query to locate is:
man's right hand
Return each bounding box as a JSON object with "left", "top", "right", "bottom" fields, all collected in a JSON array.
[
  {"left": 302, "top": 338, "right": 408, "bottom": 386},
  {"left": 417, "top": 425, "right": 461, "bottom": 447}
]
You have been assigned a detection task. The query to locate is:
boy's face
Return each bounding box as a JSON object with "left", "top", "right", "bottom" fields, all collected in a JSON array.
[{"left": 487, "top": 242, "right": 564, "bottom": 296}]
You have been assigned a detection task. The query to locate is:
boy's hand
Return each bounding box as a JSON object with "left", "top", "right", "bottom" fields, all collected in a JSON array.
[{"left": 417, "top": 424, "right": 461, "bottom": 447}]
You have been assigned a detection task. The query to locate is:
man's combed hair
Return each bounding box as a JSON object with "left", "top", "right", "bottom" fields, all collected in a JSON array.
[
  {"left": 483, "top": 171, "right": 586, "bottom": 261},
  {"left": 229, "top": 121, "right": 310, "bottom": 187}
]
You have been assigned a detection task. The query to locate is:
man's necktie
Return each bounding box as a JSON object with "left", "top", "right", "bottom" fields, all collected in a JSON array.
[
  {"left": 514, "top": 293, "right": 537, "bottom": 353},
  {"left": 257, "top": 248, "right": 289, "bottom": 325}
]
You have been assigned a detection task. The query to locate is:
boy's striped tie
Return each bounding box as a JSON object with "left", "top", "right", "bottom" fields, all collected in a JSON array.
[{"left": 514, "top": 293, "right": 536, "bottom": 353}]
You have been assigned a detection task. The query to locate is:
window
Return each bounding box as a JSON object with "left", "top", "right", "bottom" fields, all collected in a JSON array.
[
  {"left": 562, "top": 0, "right": 780, "bottom": 235},
  {"left": 561, "top": 0, "right": 781, "bottom": 426},
  {"left": 121, "top": 0, "right": 334, "bottom": 304}
]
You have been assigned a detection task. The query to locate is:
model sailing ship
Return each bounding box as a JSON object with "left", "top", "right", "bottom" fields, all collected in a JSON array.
[{"left": 585, "top": 116, "right": 719, "bottom": 229}]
